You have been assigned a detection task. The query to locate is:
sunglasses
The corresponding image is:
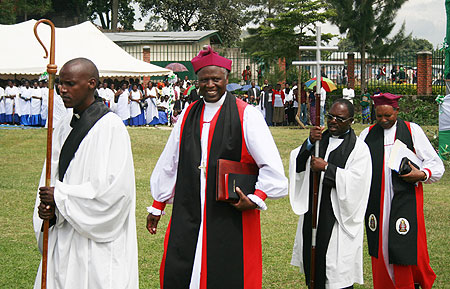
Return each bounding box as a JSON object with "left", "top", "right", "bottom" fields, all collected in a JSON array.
[{"left": 326, "top": 113, "right": 352, "bottom": 123}]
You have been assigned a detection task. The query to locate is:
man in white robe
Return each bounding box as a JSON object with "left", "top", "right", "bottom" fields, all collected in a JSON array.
[
  {"left": 30, "top": 81, "right": 42, "bottom": 126},
  {"left": 145, "top": 82, "right": 159, "bottom": 125},
  {"left": 0, "top": 83, "right": 5, "bottom": 123},
  {"left": 342, "top": 84, "right": 355, "bottom": 104},
  {"left": 5, "top": 80, "right": 20, "bottom": 124},
  {"left": 19, "top": 80, "right": 32, "bottom": 125},
  {"left": 289, "top": 99, "right": 372, "bottom": 289},
  {"left": 33, "top": 58, "right": 138, "bottom": 289},
  {"left": 146, "top": 46, "right": 287, "bottom": 289},
  {"left": 40, "top": 81, "right": 49, "bottom": 126},
  {"left": 115, "top": 82, "right": 131, "bottom": 126}
]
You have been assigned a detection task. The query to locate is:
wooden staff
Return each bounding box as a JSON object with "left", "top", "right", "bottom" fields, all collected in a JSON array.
[
  {"left": 309, "top": 92, "right": 321, "bottom": 289},
  {"left": 33, "top": 19, "right": 57, "bottom": 289}
]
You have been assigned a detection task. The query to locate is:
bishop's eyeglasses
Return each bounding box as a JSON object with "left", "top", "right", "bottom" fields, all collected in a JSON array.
[{"left": 326, "top": 113, "right": 352, "bottom": 123}]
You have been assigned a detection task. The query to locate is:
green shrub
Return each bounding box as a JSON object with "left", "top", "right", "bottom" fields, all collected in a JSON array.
[{"left": 325, "top": 95, "right": 438, "bottom": 126}]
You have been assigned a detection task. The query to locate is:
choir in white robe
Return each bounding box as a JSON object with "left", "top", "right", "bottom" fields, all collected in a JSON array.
[
  {"left": 98, "top": 87, "right": 115, "bottom": 108},
  {"left": 0, "top": 87, "right": 5, "bottom": 121},
  {"left": 129, "top": 90, "right": 142, "bottom": 119},
  {"left": 19, "top": 86, "right": 32, "bottom": 117},
  {"left": 43, "top": 91, "right": 70, "bottom": 128},
  {"left": 30, "top": 87, "right": 42, "bottom": 124},
  {"left": 149, "top": 93, "right": 288, "bottom": 288},
  {"left": 40, "top": 87, "right": 48, "bottom": 125},
  {"left": 360, "top": 122, "right": 444, "bottom": 283},
  {"left": 289, "top": 135, "right": 372, "bottom": 289},
  {"left": 33, "top": 112, "right": 138, "bottom": 289},
  {"left": 116, "top": 90, "right": 130, "bottom": 121},
  {"left": 30, "top": 87, "right": 42, "bottom": 114},
  {"left": 5, "top": 85, "right": 19, "bottom": 117},
  {"left": 145, "top": 87, "right": 158, "bottom": 124}
]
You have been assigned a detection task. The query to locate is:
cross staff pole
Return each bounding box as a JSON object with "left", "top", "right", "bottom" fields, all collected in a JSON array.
[
  {"left": 292, "top": 25, "right": 344, "bottom": 289},
  {"left": 33, "top": 19, "right": 57, "bottom": 289}
]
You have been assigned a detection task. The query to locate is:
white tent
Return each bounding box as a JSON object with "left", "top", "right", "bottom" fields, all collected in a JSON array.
[{"left": 0, "top": 20, "right": 172, "bottom": 77}]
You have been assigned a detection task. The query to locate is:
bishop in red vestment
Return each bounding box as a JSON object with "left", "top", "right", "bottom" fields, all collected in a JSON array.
[
  {"left": 360, "top": 93, "right": 444, "bottom": 289},
  {"left": 146, "top": 46, "right": 288, "bottom": 289}
]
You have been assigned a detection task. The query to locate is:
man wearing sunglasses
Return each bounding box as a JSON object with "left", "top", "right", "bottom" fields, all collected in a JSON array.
[{"left": 289, "top": 99, "right": 372, "bottom": 289}]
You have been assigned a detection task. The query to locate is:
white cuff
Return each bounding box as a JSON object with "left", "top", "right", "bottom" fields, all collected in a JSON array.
[
  {"left": 248, "top": 194, "right": 267, "bottom": 211},
  {"left": 146, "top": 206, "right": 165, "bottom": 216}
]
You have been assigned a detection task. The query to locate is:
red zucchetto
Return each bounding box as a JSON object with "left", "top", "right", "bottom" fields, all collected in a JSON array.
[
  {"left": 191, "top": 45, "right": 232, "bottom": 73},
  {"left": 371, "top": 93, "right": 402, "bottom": 108}
]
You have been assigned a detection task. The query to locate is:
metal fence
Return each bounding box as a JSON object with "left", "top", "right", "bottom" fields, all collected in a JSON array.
[
  {"left": 299, "top": 50, "right": 446, "bottom": 95},
  {"left": 123, "top": 43, "right": 445, "bottom": 95}
]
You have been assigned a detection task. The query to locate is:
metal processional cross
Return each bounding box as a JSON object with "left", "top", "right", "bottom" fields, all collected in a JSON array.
[{"left": 292, "top": 25, "right": 344, "bottom": 289}]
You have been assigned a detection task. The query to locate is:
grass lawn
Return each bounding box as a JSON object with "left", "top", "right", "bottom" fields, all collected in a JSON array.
[{"left": 0, "top": 124, "right": 448, "bottom": 288}]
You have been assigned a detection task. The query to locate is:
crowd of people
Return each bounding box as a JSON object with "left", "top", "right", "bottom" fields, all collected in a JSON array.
[
  {"left": 234, "top": 81, "right": 383, "bottom": 129},
  {"left": 0, "top": 76, "right": 202, "bottom": 128},
  {"left": 0, "top": 79, "right": 55, "bottom": 127},
  {"left": 96, "top": 76, "right": 202, "bottom": 127},
  {"left": 0, "top": 74, "right": 386, "bottom": 131}
]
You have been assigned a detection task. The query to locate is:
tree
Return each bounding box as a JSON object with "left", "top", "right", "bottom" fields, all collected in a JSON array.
[
  {"left": 136, "top": 0, "right": 248, "bottom": 44},
  {"left": 50, "top": 0, "right": 90, "bottom": 23},
  {"left": 0, "top": 0, "right": 52, "bottom": 24},
  {"left": 136, "top": 0, "right": 201, "bottom": 31},
  {"left": 197, "top": 0, "right": 247, "bottom": 46},
  {"left": 244, "top": 0, "right": 286, "bottom": 26},
  {"left": 401, "top": 36, "right": 433, "bottom": 56},
  {"left": 327, "top": 0, "right": 409, "bottom": 91},
  {"left": 337, "top": 36, "right": 357, "bottom": 52},
  {"left": 242, "top": 0, "right": 334, "bottom": 76},
  {"left": 88, "top": 0, "right": 135, "bottom": 30}
]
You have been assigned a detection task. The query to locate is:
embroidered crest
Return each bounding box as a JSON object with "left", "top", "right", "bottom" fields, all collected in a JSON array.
[
  {"left": 396, "top": 218, "right": 410, "bottom": 235},
  {"left": 368, "top": 214, "right": 377, "bottom": 232}
]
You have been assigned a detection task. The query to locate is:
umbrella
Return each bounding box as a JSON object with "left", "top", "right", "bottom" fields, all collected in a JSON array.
[
  {"left": 305, "top": 77, "right": 337, "bottom": 92},
  {"left": 241, "top": 84, "right": 260, "bottom": 91},
  {"left": 226, "top": 83, "right": 242, "bottom": 91},
  {"left": 183, "top": 85, "right": 196, "bottom": 95},
  {"left": 165, "top": 62, "right": 188, "bottom": 72}
]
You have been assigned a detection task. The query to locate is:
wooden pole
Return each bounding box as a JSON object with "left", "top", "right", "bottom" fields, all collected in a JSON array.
[
  {"left": 33, "top": 19, "right": 57, "bottom": 289},
  {"left": 309, "top": 25, "right": 323, "bottom": 289},
  {"left": 291, "top": 25, "right": 343, "bottom": 288}
]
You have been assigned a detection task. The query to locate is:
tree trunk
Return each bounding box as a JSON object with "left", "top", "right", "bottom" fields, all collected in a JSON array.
[
  {"left": 361, "top": 43, "right": 366, "bottom": 93},
  {"left": 106, "top": 11, "right": 111, "bottom": 29},
  {"left": 99, "top": 13, "right": 107, "bottom": 29},
  {"left": 111, "top": 0, "right": 118, "bottom": 31}
]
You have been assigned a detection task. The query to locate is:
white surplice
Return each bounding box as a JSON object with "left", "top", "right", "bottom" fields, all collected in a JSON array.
[
  {"left": 359, "top": 121, "right": 444, "bottom": 281},
  {"left": 33, "top": 112, "right": 138, "bottom": 289},
  {"left": 41, "top": 90, "right": 69, "bottom": 128},
  {"left": 19, "top": 86, "right": 32, "bottom": 116},
  {"left": 30, "top": 87, "right": 42, "bottom": 115},
  {"left": 129, "top": 90, "right": 142, "bottom": 118},
  {"left": 289, "top": 135, "right": 372, "bottom": 289},
  {"left": 149, "top": 93, "right": 288, "bottom": 289},
  {"left": 116, "top": 90, "right": 130, "bottom": 121},
  {"left": 145, "top": 87, "right": 158, "bottom": 124},
  {"left": 5, "top": 86, "right": 17, "bottom": 115},
  {"left": 0, "top": 87, "right": 5, "bottom": 116}
]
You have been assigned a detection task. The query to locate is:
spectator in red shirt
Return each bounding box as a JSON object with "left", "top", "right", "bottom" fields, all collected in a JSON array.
[
  {"left": 242, "top": 65, "right": 251, "bottom": 85},
  {"left": 272, "top": 83, "right": 285, "bottom": 126}
]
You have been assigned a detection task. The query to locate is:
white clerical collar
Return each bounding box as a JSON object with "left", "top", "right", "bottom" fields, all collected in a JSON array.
[
  {"left": 331, "top": 129, "right": 350, "bottom": 138},
  {"left": 203, "top": 92, "right": 227, "bottom": 109}
]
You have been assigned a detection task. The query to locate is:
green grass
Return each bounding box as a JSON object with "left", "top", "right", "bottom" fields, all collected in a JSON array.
[{"left": 0, "top": 124, "right": 448, "bottom": 288}]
